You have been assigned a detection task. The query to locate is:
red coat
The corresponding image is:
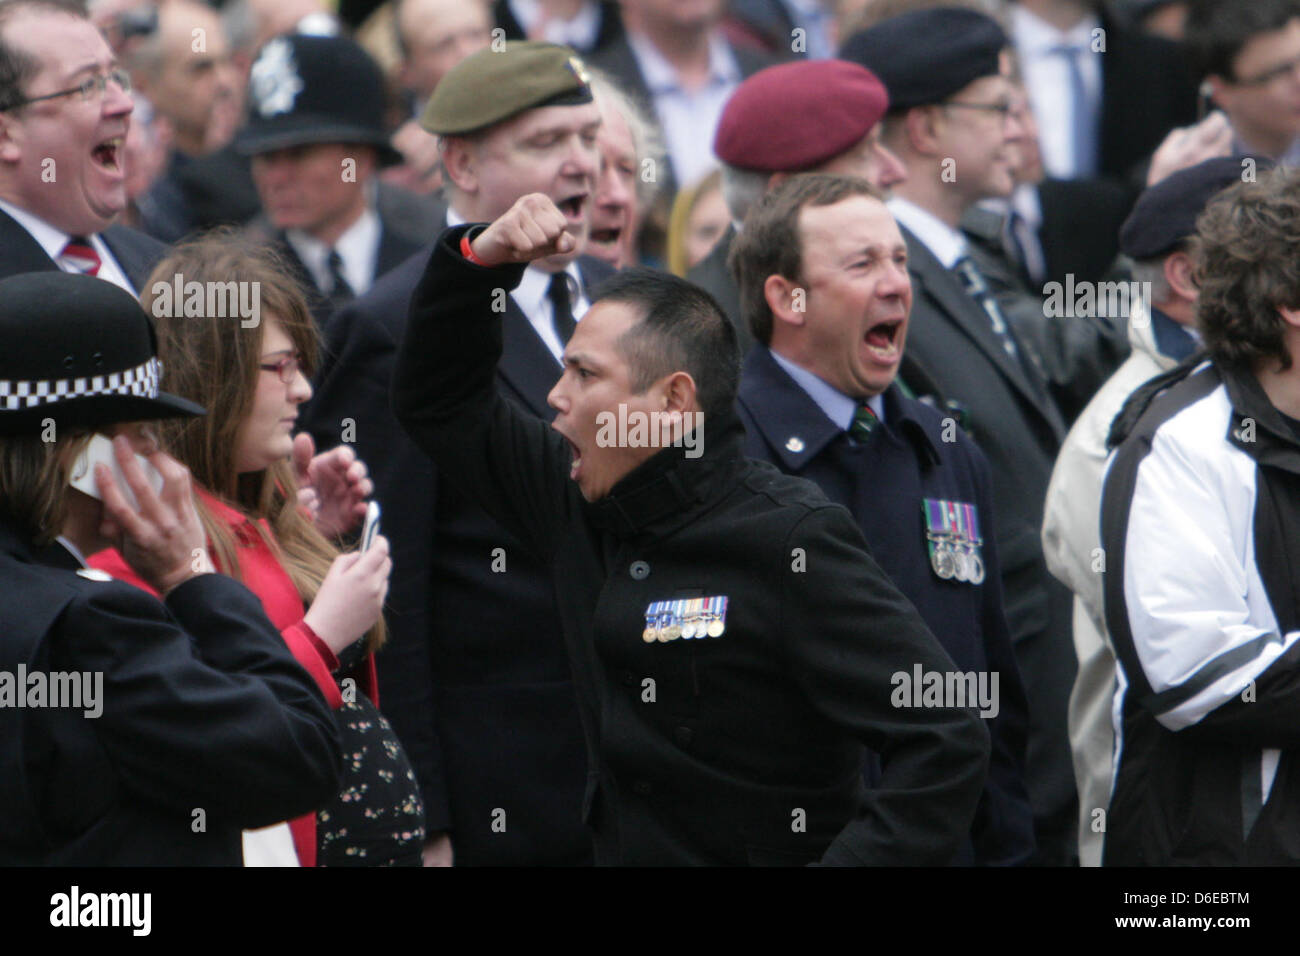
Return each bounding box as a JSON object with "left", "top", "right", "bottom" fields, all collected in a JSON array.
[{"left": 90, "top": 487, "right": 379, "bottom": 866}]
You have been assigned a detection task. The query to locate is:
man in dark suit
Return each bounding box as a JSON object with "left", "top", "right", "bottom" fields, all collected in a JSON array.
[
  {"left": 686, "top": 59, "right": 905, "bottom": 351},
  {"left": 0, "top": 0, "right": 166, "bottom": 293},
  {"left": 588, "top": 0, "right": 774, "bottom": 198},
  {"left": 302, "top": 42, "right": 612, "bottom": 867},
  {"left": 846, "top": 7, "right": 1078, "bottom": 865},
  {"left": 1007, "top": 0, "right": 1197, "bottom": 183},
  {"left": 234, "top": 33, "right": 431, "bottom": 319},
  {"left": 732, "top": 173, "right": 1035, "bottom": 865}
]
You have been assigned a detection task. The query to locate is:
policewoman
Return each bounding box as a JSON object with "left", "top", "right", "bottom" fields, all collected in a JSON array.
[
  {"left": 393, "top": 193, "right": 991, "bottom": 865},
  {"left": 0, "top": 272, "right": 340, "bottom": 864},
  {"left": 733, "top": 174, "right": 1035, "bottom": 865}
]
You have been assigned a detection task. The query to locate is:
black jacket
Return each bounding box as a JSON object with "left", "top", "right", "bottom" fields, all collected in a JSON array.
[
  {"left": 0, "top": 208, "right": 167, "bottom": 293},
  {"left": 392, "top": 226, "right": 991, "bottom": 865},
  {"left": 0, "top": 521, "right": 340, "bottom": 865},
  {"left": 302, "top": 238, "right": 612, "bottom": 866},
  {"left": 738, "top": 349, "right": 1034, "bottom": 865},
  {"left": 1102, "top": 360, "right": 1300, "bottom": 864}
]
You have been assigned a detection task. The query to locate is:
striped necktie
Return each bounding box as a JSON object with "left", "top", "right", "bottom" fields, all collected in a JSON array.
[
  {"left": 60, "top": 237, "right": 101, "bottom": 277},
  {"left": 849, "top": 401, "right": 878, "bottom": 443}
]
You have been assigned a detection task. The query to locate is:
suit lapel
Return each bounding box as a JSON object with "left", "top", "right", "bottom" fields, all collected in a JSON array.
[
  {"left": 499, "top": 299, "right": 560, "bottom": 420},
  {"left": 0, "top": 210, "right": 60, "bottom": 277},
  {"left": 901, "top": 225, "right": 1047, "bottom": 412},
  {"left": 738, "top": 347, "right": 842, "bottom": 470}
]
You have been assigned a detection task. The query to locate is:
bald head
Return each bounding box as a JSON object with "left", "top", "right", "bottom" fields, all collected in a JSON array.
[{"left": 396, "top": 0, "right": 492, "bottom": 104}]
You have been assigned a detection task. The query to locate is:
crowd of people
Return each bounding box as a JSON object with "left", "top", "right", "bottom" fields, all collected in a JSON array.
[{"left": 2, "top": 0, "right": 1299, "bottom": 868}]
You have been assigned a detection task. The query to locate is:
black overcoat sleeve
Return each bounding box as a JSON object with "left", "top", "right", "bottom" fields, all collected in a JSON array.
[
  {"left": 778, "top": 507, "right": 992, "bottom": 866},
  {"left": 393, "top": 226, "right": 580, "bottom": 561},
  {"left": 51, "top": 573, "right": 342, "bottom": 828}
]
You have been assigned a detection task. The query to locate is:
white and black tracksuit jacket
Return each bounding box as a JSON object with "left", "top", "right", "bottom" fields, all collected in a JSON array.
[{"left": 1101, "top": 359, "right": 1300, "bottom": 865}]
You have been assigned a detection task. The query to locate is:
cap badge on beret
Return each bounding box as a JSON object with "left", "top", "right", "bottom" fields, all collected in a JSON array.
[
  {"left": 567, "top": 55, "right": 590, "bottom": 86},
  {"left": 249, "top": 38, "right": 304, "bottom": 118}
]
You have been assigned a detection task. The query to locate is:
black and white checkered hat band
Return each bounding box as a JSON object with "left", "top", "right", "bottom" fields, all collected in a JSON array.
[{"left": 0, "top": 357, "right": 163, "bottom": 411}]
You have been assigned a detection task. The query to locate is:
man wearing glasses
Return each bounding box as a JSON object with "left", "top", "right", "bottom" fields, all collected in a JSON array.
[
  {"left": 0, "top": 0, "right": 166, "bottom": 294},
  {"left": 843, "top": 6, "right": 1077, "bottom": 866},
  {"left": 1187, "top": 0, "right": 1300, "bottom": 166}
]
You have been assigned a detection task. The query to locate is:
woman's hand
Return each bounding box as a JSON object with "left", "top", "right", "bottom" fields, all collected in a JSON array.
[
  {"left": 292, "top": 433, "right": 372, "bottom": 539},
  {"left": 303, "top": 536, "right": 392, "bottom": 656},
  {"left": 96, "top": 435, "right": 216, "bottom": 596}
]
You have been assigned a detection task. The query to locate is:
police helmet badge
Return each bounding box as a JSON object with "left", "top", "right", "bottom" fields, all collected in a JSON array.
[{"left": 249, "top": 37, "right": 304, "bottom": 118}]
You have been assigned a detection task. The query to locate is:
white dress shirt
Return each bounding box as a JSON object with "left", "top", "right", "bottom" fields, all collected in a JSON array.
[
  {"left": 284, "top": 206, "right": 380, "bottom": 298},
  {"left": 888, "top": 196, "right": 967, "bottom": 269},
  {"left": 507, "top": 0, "right": 601, "bottom": 51},
  {"left": 0, "top": 198, "right": 135, "bottom": 295},
  {"left": 625, "top": 31, "right": 743, "bottom": 188},
  {"left": 1011, "top": 4, "right": 1103, "bottom": 180}
]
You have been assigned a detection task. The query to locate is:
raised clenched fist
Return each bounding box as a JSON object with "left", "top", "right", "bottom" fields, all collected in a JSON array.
[{"left": 469, "top": 193, "right": 577, "bottom": 266}]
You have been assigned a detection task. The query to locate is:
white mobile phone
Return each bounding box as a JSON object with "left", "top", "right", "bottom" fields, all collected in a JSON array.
[
  {"left": 361, "top": 501, "right": 381, "bottom": 551},
  {"left": 68, "top": 433, "right": 163, "bottom": 512}
]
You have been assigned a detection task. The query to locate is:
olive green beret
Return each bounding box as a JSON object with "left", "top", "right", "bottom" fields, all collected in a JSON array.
[{"left": 421, "top": 41, "right": 594, "bottom": 136}]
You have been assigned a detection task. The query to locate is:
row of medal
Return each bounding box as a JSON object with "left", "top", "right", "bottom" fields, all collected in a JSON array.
[
  {"left": 643, "top": 596, "right": 728, "bottom": 643},
  {"left": 922, "top": 499, "right": 985, "bottom": 585}
]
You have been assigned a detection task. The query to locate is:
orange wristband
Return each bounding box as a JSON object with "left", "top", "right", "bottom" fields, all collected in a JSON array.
[{"left": 460, "top": 233, "right": 489, "bottom": 266}]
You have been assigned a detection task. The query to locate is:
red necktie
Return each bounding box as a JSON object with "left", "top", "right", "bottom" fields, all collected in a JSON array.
[{"left": 60, "top": 237, "right": 101, "bottom": 277}]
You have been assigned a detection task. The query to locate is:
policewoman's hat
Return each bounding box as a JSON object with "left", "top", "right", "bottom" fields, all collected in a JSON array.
[
  {"left": 0, "top": 273, "right": 205, "bottom": 435},
  {"left": 234, "top": 33, "right": 401, "bottom": 166}
]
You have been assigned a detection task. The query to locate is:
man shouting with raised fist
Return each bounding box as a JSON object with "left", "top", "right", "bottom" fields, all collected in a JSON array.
[{"left": 393, "top": 193, "right": 992, "bottom": 866}]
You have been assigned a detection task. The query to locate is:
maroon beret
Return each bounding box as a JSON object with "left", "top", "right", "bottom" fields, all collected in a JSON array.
[{"left": 713, "top": 60, "right": 889, "bottom": 173}]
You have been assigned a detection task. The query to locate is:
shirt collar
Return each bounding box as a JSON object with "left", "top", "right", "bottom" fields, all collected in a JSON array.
[
  {"left": 888, "top": 196, "right": 967, "bottom": 269},
  {"left": 0, "top": 198, "right": 73, "bottom": 261},
  {"left": 1011, "top": 4, "right": 1099, "bottom": 54},
  {"left": 285, "top": 204, "right": 380, "bottom": 295},
  {"left": 626, "top": 31, "right": 742, "bottom": 96},
  {"left": 769, "top": 350, "right": 883, "bottom": 430}
]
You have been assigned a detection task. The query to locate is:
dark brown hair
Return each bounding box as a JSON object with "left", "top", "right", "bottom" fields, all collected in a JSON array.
[
  {"left": 1192, "top": 165, "right": 1300, "bottom": 371},
  {"left": 729, "top": 173, "right": 883, "bottom": 345}
]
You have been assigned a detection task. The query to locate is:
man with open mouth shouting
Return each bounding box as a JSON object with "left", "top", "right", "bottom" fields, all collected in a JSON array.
[
  {"left": 0, "top": 0, "right": 166, "bottom": 294},
  {"left": 732, "top": 173, "right": 1035, "bottom": 866},
  {"left": 392, "top": 191, "right": 991, "bottom": 866}
]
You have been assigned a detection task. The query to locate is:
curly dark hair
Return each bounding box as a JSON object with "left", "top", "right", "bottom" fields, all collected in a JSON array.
[{"left": 1192, "top": 165, "right": 1300, "bottom": 370}]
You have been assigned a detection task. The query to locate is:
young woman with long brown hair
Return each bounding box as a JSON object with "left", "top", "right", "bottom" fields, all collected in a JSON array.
[{"left": 92, "top": 232, "right": 425, "bottom": 866}]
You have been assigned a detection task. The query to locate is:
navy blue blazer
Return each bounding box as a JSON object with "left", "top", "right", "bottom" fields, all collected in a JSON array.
[{"left": 738, "top": 347, "right": 1035, "bottom": 865}]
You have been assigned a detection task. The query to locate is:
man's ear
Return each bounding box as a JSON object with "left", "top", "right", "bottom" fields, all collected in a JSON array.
[
  {"left": 904, "top": 105, "right": 943, "bottom": 157},
  {"left": 1164, "top": 250, "right": 1197, "bottom": 303},
  {"left": 1278, "top": 304, "right": 1300, "bottom": 330},
  {"left": 440, "top": 136, "right": 476, "bottom": 193},
  {"left": 764, "top": 273, "right": 806, "bottom": 330},
  {"left": 0, "top": 110, "right": 22, "bottom": 163},
  {"left": 660, "top": 370, "right": 699, "bottom": 413}
]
